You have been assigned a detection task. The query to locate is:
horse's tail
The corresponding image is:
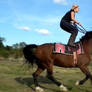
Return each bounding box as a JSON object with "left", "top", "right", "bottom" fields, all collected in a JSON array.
[{"left": 23, "top": 44, "right": 38, "bottom": 66}]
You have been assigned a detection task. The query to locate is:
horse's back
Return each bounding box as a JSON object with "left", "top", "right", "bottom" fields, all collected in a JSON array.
[{"left": 35, "top": 43, "right": 54, "bottom": 60}]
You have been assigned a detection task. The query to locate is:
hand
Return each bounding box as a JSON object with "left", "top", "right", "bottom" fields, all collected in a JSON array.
[{"left": 78, "top": 22, "right": 82, "bottom": 26}]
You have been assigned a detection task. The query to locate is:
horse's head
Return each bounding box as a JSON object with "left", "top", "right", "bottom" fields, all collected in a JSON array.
[{"left": 80, "top": 31, "right": 92, "bottom": 54}]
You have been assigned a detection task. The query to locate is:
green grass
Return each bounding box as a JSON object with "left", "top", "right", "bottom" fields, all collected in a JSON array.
[{"left": 0, "top": 59, "right": 92, "bottom": 92}]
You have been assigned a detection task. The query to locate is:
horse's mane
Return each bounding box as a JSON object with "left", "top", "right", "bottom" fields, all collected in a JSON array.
[{"left": 80, "top": 31, "right": 92, "bottom": 43}]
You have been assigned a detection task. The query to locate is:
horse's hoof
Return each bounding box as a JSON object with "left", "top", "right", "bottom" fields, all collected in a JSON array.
[
  {"left": 59, "top": 85, "right": 68, "bottom": 92},
  {"left": 35, "top": 86, "right": 44, "bottom": 92},
  {"left": 75, "top": 81, "right": 79, "bottom": 86}
]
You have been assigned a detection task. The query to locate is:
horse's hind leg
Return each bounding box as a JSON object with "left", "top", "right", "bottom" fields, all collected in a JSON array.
[
  {"left": 33, "top": 67, "right": 45, "bottom": 92},
  {"left": 46, "top": 64, "right": 61, "bottom": 86},
  {"left": 46, "top": 63, "right": 68, "bottom": 91}
]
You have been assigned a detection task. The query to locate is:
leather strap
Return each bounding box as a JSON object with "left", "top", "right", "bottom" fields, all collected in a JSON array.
[{"left": 73, "top": 51, "right": 77, "bottom": 65}]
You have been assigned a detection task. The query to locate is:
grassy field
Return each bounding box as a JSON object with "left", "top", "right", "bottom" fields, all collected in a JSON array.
[{"left": 0, "top": 59, "right": 92, "bottom": 92}]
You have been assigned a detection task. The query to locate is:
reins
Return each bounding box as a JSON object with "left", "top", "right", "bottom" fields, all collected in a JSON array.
[{"left": 77, "top": 25, "right": 87, "bottom": 34}]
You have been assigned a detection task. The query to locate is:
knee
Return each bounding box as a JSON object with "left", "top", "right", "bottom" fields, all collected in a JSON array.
[
  {"left": 60, "top": 23, "right": 63, "bottom": 29},
  {"left": 75, "top": 30, "right": 78, "bottom": 35},
  {"left": 72, "top": 30, "right": 78, "bottom": 36}
]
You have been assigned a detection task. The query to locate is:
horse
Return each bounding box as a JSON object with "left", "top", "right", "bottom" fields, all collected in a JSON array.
[{"left": 23, "top": 31, "right": 92, "bottom": 92}]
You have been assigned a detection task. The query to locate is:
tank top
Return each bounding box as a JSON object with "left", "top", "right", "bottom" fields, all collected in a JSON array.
[{"left": 62, "top": 9, "right": 75, "bottom": 23}]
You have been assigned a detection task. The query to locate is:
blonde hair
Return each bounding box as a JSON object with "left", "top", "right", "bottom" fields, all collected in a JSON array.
[{"left": 72, "top": 4, "right": 79, "bottom": 10}]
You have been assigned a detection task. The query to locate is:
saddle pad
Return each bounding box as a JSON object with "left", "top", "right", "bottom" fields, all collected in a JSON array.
[{"left": 53, "top": 43, "right": 83, "bottom": 55}]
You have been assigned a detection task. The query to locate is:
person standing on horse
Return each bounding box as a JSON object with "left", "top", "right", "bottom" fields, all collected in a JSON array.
[{"left": 60, "top": 5, "right": 81, "bottom": 47}]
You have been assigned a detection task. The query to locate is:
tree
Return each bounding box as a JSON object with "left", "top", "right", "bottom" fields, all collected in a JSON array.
[
  {"left": 12, "top": 43, "right": 19, "bottom": 49},
  {"left": 12, "top": 42, "right": 26, "bottom": 49},
  {"left": 19, "top": 42, "right": 26, "bottom": 49},
  {"left": 0, "top": 37, "right": 5, "bottom": 48}
]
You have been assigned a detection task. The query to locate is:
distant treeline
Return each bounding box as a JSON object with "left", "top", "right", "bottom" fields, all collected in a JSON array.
[{"left": 0, "top": 37, "right": 26, "bottom": 58}]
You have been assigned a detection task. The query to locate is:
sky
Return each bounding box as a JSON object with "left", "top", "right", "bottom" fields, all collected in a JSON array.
[{"left": 0, "top": 0, "right": 92, "bottom": 46}]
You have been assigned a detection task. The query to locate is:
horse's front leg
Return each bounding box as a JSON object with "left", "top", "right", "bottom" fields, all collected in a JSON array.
[
  {"left": 76, "top": 66, "right": 91, "bottom": 85},
  {"left": 89, "top": 74, "right": 92, "bottom": 84},
  {"left": 76, "top": 74, "right": 89, "bottom": 85}
]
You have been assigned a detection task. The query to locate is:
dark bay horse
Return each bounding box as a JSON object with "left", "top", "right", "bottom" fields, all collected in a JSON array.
[{"left": 23, "top": 31, "right": 92, "bottom": 92}]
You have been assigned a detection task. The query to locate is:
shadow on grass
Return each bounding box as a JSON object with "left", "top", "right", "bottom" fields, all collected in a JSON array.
[
  {"left": 15, "top": 76, "right": 74, "bottom": 92},
  {"left": 15, "top": 76, "right": 57, "bottom": 91},
  {"left": 15, "top": 77, "right": 34, "bottom": 90}
]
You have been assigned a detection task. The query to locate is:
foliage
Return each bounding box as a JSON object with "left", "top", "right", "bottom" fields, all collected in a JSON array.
[
  {"left": 0, "top": 36, "right": 26, "bottom": 59},
  {"left": 0, "top": 37, "right": 5, "bottom": 48}
]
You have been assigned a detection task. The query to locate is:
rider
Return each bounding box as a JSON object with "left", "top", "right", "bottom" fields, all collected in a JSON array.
[{"left": 60, "top": 5, "right": 81, "bottom": 47}]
